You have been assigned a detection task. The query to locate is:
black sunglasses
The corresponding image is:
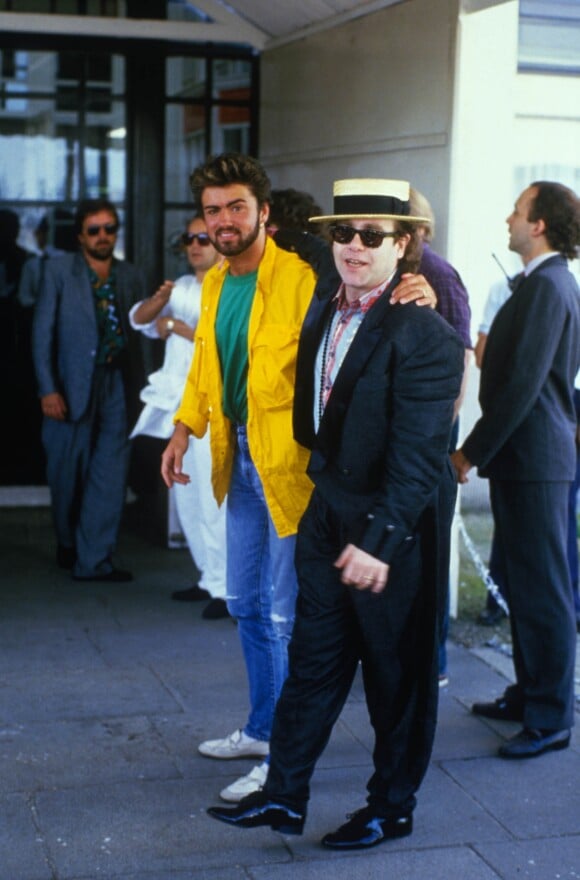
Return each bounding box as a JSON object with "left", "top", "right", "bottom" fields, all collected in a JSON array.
[
  {"left": 182, "top": 232, "right": 212, "bottom": 246},
  {"left": 329, "top": 224, "right": 397, "bottom": 249},
  {"left": 86, "top": 222, "right": 118, "bottom": 237}
]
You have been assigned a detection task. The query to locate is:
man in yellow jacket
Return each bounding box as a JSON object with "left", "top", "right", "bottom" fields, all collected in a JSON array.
[{"left": 161, "top": 153, "right": 317, "bottom": 803}]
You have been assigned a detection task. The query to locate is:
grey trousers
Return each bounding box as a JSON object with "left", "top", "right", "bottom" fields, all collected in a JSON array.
[{"left": 42, "top": 366, "right": 130, "bottom": 577}]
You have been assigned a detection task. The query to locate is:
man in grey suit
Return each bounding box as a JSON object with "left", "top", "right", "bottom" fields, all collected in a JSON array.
[
  {"left": 453, "top": 181, "right": 580, "bottom": 759},
  {"left": 33, "top": 198, "right": 145, "bottom": 581}
]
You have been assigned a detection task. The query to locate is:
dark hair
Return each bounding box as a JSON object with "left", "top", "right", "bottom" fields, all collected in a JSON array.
[
  {"left": 527, "top": 181, "right": 580, "bottom": 260},
  {"left": 0, "top": 208, "right": 20, "bottom": 243},
  {"left": 74, "top": 198, "right": 119, "bottom": 235},
  {"left": 269, "top": 188, "right": 324, "bottom": 236},
  {"left": 190, "top": 153, "right": 271, "bottom": 211},
  {"left": 394, "top": 221, "right": 422, "bottom": 274}
]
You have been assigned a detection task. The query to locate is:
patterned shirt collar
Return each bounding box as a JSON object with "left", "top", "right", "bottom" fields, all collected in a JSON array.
[{"left": 333, "top": 272, "right": 395, "bottom": 313}]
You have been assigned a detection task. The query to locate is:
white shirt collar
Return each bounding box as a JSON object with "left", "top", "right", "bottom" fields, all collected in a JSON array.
[{"left": 524, "top": 251, "right": 560, "bottom": 276}]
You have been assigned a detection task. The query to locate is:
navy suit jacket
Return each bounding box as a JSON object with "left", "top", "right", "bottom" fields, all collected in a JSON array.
[
  {"left": 293, "top": 266, "right": 465, "bottom": 565},
  {"left": 32, "top": 252, "right": 145, "bottom": 423},
  {"left": 462, "top": 255, "right": 580, "bottom": 481}
]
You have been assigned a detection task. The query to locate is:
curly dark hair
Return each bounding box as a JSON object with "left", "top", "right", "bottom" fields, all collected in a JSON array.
[
  {"left": 269, "top": 188, "right": 324, "bottom": 236},
  {"left": 190, "top": 153, "right": 271, "bottom": 211},
  {"left": 527, "top": 181, "right": 580, "bottom": 260},
  {"left": 394, "top": 221, "right": 423, "bottom": 274},
  {"left": 74, "top": 198, "right": 119, "bottom": 234}
]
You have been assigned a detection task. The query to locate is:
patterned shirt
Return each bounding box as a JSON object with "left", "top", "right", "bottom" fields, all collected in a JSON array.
[
  {"left": 314, "top": 279, "right": 389, "bottom": 432},
  {"left": 88, "top": 263, "right": 127, "bottom": 365}
]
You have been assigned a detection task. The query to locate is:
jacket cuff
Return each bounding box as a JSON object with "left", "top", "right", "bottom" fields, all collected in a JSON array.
[{"left": 356, "top": 513, "right": 413, "bottom": 564}]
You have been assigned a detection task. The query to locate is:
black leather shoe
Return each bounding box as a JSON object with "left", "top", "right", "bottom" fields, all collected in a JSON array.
[
  {"left": 171, "top": 584, "right": 210, "bottom": 602},
  {"left": 321, "top": 807, "right": 413, "bottom": 850},
  {"left": 498, "top": 727, "right": 570, "bottom": 759},
  {"left": 202, "top": 598, "right": 229, "bottom": 620},
  {"left": 472, "top": 697, "right": 523, "bottom": 722},
  {"left": 207, "top": 792, "right": 304, "bottom": 835},
  {"left": 73, "top": 569, "right": 133, "bottom": 583}
]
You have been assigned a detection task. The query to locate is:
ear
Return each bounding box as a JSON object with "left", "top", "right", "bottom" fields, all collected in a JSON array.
[
  {"left": 259, "top": 202, "right": 270, "bottom": 226},
  {"left": 530, "top": 216, "right": 546, "bottom": 239},
  {"left": 395, "top": 233, "right": 410, "bottom": 258}
]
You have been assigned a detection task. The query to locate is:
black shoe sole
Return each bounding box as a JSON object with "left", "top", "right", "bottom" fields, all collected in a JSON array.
[
  {"left": 207, "top": 805, "right": 304, "bottom": 835},
  {"left": 202, "top": 599, "right": 229, "bottom": 620},
  {"left": 321, "top": 814, "right": 413, "bottom": 849}
]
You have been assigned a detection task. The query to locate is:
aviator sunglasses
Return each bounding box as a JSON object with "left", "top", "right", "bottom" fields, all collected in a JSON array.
[
  {"left": 329, "top": 224, "right": 398, "bottom": 249},
  {"left": 182, "top": 231, "right": 212, "bottom": 246},
  {"left": 85, "top": 222, "right": 118, "bottom": 237}
]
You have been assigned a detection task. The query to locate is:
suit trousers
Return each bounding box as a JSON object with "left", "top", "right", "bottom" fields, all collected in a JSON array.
[
  {"left": 264, "top": 490, "right": 439, "bottom": 818},
  {"left": 490, "top": 479, "right": 576, "bottom": 730},
  {"left": 42, "top": 365, "right": 130, "bottom": 577}
]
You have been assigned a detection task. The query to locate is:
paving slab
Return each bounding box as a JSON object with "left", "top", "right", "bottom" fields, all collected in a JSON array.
[
  {"left": 0, "top": 665, "right": 181, "bottom": 725},
  {"left": 473, "top": 836, "right": 580, "bottom": 880},
  {"left": 0, "top": 716, "right": 179, "bottom": 792},
  {"left": 34, "top": 779, "right": 291, "bottom": 878},
  {"left": 0, "top": 620, "right": 105, "bottom": 673},
  {"left": 249, "top": 846, "right": 504, "bottom": 880},
  {"left": 0, "top": 793, "right": 53, "bottom": 880},
  {"left": 442, "top": 748, "right": 580, "bottom": 838}
]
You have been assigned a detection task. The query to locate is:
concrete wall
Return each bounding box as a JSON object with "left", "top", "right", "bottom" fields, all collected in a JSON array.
[{"left": 260, "top": 0, "right": 460, "bottom": 254}]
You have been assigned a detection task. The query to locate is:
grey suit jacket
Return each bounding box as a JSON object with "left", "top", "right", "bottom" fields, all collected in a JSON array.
[
  {"left": 462, "top": 255, "right": 580, "bottom": 481},
  {"left": 32, "top": 252, "right": 145, "bottom": 423}
]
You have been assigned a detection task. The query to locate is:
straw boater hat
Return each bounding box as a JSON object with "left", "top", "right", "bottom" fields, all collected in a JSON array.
[{"left": 309, "top": 178, "right": 431, "bottom": 224}]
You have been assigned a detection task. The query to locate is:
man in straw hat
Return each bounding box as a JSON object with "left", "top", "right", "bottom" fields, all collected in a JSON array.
[{"left": 207, "top": 178, "right": 465, "bottom": 847}]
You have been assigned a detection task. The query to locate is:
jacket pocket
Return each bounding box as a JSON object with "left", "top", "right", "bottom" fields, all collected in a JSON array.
[{"left": 251, "top": 323, "right": 301, "bottom": 409}]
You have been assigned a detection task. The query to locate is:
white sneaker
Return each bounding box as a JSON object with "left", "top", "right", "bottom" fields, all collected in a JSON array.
[
  {"left": 219, "top": 761, "right": 269, "bottom": 803},
  {"left": 198, "top": 728, "right": 269, "bottom": 760}
]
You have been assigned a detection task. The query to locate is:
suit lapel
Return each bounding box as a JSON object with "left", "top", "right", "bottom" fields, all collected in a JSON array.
[
  {"left": 293, "top": 275, "right": 338, "bottom": 448},
  {"left": 72, "top": 253, "right": 97, "bottom": 327}
]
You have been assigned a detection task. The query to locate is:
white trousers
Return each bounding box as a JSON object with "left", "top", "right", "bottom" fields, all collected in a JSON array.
[{"left": 170, "top": 433, "right": 227, "bottom": 599}]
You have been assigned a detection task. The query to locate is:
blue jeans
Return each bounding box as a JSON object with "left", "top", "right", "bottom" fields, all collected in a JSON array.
[{"left": 226, "top": 426, "right": 298, "bottom": 742}]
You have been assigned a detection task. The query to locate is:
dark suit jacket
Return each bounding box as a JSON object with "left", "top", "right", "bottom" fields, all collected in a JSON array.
[
  {"left": 293, "top": 266, "right": 465, "bottom": 565},
  {"left": 462, "top": 255, "right": 580, "bottom": 481},
  {"left": 32, "top": 252, "right": 145, "bottom": 424}
]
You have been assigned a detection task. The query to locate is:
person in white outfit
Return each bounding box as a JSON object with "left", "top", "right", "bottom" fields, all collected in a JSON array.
[{"left": 130, "top": 216, "right": 228, "bottom": 619}]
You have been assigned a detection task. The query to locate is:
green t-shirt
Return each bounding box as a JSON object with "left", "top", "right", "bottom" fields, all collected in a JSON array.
[{"left": 215, "top": 269, "right": 258, "bottom": 424}]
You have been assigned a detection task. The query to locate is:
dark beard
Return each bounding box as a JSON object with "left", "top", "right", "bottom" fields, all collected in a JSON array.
[
  {"left": 85, "top": 242, "right": 115, "bottom": 262},
  {"left": 211, "top": 216, "right": 261, "bottom": 257}
]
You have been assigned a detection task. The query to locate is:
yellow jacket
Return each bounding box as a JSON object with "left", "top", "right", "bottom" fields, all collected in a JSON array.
[{"left": 174, "top": 236, "right": 317, "bottom": 537}]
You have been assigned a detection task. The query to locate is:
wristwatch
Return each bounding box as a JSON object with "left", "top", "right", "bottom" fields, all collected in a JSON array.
[{"left": 166, "top": 319, "right": 175, "bottom": 333}]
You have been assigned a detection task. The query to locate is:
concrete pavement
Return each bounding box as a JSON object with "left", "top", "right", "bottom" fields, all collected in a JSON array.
[{"left": 1, "top": 504, "right": 579, "bottom": 880}]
